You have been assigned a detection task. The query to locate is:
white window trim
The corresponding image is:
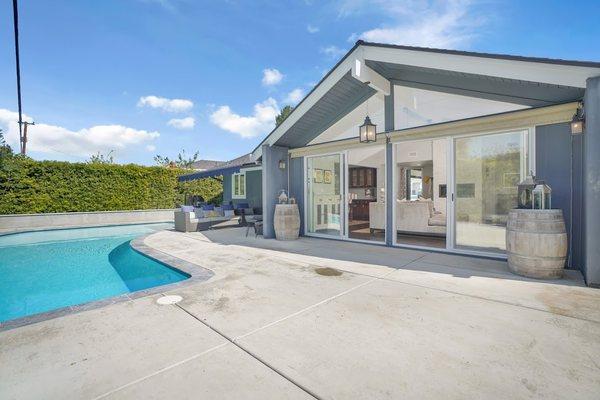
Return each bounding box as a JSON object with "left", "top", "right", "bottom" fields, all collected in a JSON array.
[{"left": 232, "top": 172, "right": 246, "bottom": 199}]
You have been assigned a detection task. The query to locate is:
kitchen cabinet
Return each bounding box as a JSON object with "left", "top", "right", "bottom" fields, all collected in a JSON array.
[
  {"left": 349, "top": 167, "right": 377, "bottom": 188},
  {"left": 349, "top": 199, "right": 375, "bottom": 221}
]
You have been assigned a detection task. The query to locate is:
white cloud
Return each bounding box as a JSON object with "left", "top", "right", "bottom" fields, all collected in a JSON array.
[
  {"left": 0, "top": 108, "right": 159, "bottom": 159},
  {"left": 284, "top": 88, "right": 305, "bottom": 105},
  {"left": 262, "top": 68, "right": 284, "bottom": 86},
  {"left": 167, "top": 117, "right": 195, "bottom": 130},
  {"left": 345, "top": 0, "right": 481, "bottom": 49},
  {"left": 307, "top": 24, "right": 320, "bottom": 33},
  {"left": 210, "top": 98, "right": 279, "bottom": 138},
  {"left": 320, "top": 45, "right": 347, "bottom": 59},
  {"left": 137, "top": 95, "right": 193, "bottom": 112},
  {"left": 146, "top": 144, "right": 157, "bottom": 152}
]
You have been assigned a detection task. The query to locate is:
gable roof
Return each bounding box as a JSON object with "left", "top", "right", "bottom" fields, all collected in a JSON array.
[
  {"left": 190, "top": 159, "right": 226, "bottom": 170},
  {"left": 178, "top": 153, "right": 258, "bottom": 182},
  {"left": 251, "top": 40, "right": 600, "bottom": 160}
]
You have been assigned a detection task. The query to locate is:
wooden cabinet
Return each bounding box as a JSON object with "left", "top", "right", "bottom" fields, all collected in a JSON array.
[
  {"left": 349, "top": 167, "right": 377, "bottom": 188},
  {"left": 349, "top": 199, "right": 375, "bottom": 221}
]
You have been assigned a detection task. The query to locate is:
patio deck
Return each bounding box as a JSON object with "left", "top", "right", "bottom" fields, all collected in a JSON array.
[{"left": 1, "top": 227, "right": 599, "bottom": 399}]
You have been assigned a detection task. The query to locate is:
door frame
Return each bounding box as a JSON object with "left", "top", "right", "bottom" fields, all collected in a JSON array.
[
  {"left": 389, "top": 126, "right": 535, "bottom": 258},
  {"left": 303, "top": 151, "right": 346, "bottom": 240},
  {"left": 343, "top": 146, "right": 388, "bottom": 246},
  {"left": 447, "top": 126, "right": 536, "bottom": 257}
]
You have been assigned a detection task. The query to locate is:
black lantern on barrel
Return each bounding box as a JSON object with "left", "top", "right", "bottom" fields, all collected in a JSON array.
[{"left": 517, "top": 174, "right": 536, "bottom": 209}]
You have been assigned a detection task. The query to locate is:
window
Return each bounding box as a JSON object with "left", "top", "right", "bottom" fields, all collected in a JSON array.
[{"left": 232, "top": 173, "right": 246, "bottom": 199}]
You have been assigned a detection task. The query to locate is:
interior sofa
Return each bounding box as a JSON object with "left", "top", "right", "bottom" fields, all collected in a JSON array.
[{"left": 369, "top": 199, "right": 446, "bottom": 235}]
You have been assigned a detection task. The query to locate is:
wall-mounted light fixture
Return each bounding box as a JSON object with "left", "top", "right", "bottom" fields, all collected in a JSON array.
[
  {"left": 278, "top": 159, "right": 286, "bottom": 169},
  {"left": 571, "top": 102, "right": 585, "bottom": 135}
]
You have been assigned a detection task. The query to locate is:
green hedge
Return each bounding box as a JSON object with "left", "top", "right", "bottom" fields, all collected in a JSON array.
[{"left": 0, "top": 157, "right": 222, "bottom": 214}]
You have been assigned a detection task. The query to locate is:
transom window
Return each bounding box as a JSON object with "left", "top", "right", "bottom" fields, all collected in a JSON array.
[{"left": 232, "top": 172, "right": 246, "bottom": 199}]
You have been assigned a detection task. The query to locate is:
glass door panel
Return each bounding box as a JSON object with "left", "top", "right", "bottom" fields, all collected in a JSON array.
[
  {"left": 306, "top": 154, "right": 343, "bottom": 237},
  {"left": 347, "top": 146, "right": 386, "bottom": 242},
  {"left": 453, "top": 130, "right": 527, "bottom": 252}
]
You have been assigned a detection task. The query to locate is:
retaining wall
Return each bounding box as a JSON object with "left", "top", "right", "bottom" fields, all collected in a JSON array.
[{"left": 0, "top": 209, "right": 175, "bottom": 234}]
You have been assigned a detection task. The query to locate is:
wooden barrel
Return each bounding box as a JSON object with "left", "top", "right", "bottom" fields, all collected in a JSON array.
[
  {"left": 506, "top": 209, "right": 567, "bottom": 279},
  {"left": 274, "top": 204, "right": 300, "bottom": 241}
]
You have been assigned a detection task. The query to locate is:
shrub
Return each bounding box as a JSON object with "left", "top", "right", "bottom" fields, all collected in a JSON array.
[{"left": 0, "top": 157, "right": 222, "bottom": 214}]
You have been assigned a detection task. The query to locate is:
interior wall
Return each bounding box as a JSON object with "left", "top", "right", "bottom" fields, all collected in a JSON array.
[{"left": 432, "top": 139, "right": 447, "bottom": 214}]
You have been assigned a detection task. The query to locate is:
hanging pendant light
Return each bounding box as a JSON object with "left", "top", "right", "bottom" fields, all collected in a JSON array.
[
  {"left": 359, "top": 97, "right": 376, "bottom": 143},
  {"left": 570, "top": 102, "right": 585, "bottom": 135}
]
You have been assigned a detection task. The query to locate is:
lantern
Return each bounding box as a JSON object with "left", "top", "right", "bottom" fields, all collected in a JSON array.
[
  {"left": 532, "top": 182, "right": 552, "bottom": 210},
  {"left": 278, "top": 189, "right": 288, "bottom": 204},
  {"left": 359, "top": 116, "right": 377, "bottom": 143},
  {"left": 570, "top": 103, "right": 585, "bottom": 135},
  {"left": 517, "top": 174, "right": 536, "bottom": 209}
]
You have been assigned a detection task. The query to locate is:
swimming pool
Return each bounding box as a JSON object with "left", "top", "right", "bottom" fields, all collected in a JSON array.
[{"left": 0, "top": 223, "right": 189, "bottom": 323}]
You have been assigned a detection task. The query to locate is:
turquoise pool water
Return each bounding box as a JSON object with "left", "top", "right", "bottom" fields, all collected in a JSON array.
[{"left": 0, "top": 223, "right": 189, "bottom": 323}]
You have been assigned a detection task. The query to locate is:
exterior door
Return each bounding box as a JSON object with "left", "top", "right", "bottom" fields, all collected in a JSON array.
[
  {"left": 451, "top": 129, "right": 530, "bottom": 253},
  {"left": 305, "top": 153, "right": 344, "bottom": 238}
]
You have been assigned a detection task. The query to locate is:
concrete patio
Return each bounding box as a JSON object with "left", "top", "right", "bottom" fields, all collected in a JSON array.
[{"left": 1, "top": 227, "right": 599, "bottom": 399}]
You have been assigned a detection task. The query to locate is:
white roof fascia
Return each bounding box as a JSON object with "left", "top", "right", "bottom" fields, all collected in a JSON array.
[
  {"left": 251, "top": 47, "right": 361, "bottom": 161},
  {"left": 251, "top": 43, "right": 600, "bottom": 161},
  {"left": 362, "top": 45, "right": 600, "bottom": 89},
  {"left": 352, "top": 58, "right": 390, "bottom": 95}
]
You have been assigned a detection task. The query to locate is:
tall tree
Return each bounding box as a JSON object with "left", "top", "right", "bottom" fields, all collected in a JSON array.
[
  {"left": 275, "top": 105, "right": 294, "bottom": 127},
  {"left": 154, "top": 150, "right": 200, "bottom": 169},
  {"left": 88, "top": 150, "right": 114, "bottom": 164},
  {"left": 0, "top": 129, "right": 14, "bottom": 159}
]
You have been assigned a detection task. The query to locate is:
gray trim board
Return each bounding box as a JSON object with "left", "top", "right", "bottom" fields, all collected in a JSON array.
[{"left": 583, "top": 76, "right": 600, "bottom": 286}]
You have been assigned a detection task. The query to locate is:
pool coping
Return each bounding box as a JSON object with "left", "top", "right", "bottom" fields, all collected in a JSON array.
[{"left": 0, "top": 233, "right": 214, "bottom": 332}]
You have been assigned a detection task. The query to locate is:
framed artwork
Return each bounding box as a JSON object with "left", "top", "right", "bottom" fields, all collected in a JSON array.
[
  {"left": 313, "top": 168, "right": 324, "bottom": 183},
  {"left": 323, "top": 169, "right": 332, "bottom": 184}
]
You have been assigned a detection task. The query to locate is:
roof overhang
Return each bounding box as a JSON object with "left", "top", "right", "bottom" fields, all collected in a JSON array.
[{"left": 251, "top": 41, "right": 600, "bottom": 160}]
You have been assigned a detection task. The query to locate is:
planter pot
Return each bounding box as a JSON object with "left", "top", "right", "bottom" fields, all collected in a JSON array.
[
  {"left": 274, "top": 204, "right": 300, "bottom": 241},
  {"left": 506, "top": 209, "right": 567, "bottom": 279}
]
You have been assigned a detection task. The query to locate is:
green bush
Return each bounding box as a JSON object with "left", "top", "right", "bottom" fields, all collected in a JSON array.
[{"left": 0, "top": 157, "right": 222, "bottom": 214}]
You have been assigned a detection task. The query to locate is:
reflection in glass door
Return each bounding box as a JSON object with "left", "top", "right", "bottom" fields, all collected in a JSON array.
[
  {"left": 453, "top": 130, "right": 528, "bottom": 252},
  {"left": 306, "top": 153, "right": 344, "bottom": 237}
]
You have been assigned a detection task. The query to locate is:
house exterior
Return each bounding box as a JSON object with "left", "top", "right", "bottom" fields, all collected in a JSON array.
[
  {"left": 190, "top": 159, "right": 227, "bottom": 171},
  {"left": 180, "top": 153, "right": 263, "bottom": 210},
  {"left": 182, "top": 40, "right": 600, "bottom": 287}
]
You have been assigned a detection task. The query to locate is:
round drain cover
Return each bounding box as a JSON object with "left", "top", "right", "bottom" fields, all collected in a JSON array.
[{"left": 156, "top": 295, "right": 183, "bottom": 305}]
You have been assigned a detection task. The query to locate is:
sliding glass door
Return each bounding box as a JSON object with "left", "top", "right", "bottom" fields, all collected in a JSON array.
[
  {"left": 453, "top": 129, "right": 529, "bottom": 252},
  {"left": 306, "top": 153, "right": 344, "bottom": 238}
]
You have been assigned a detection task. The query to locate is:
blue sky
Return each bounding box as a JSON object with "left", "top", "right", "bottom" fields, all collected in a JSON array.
[{"left": 0, "top": 0, "right": 598, "bottom": 165}]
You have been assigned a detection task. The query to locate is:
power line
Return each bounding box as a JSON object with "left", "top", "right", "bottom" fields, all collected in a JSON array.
[{"left": 12, "top": 0, "right": 24, "bottom": 154}]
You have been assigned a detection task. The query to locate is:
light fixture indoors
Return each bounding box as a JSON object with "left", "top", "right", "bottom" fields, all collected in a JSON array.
[{"left": 571, "top": 102, "right": 585, "bottom": 135}]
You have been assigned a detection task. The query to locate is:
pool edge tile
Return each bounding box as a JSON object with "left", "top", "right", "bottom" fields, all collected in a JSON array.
[{"left": 0, "top": 234, "right": 214, "bottom": 332}]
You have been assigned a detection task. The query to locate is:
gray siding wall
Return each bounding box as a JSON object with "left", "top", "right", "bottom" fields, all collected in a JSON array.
[
  {"left": 535, "top": 122, "right": 583, "bottom": 272},
  {"left": 583, "top": 76, "right": 600, "bottom": 286},
  {"left": 289, "top": 156, "right": 305, "bottom": 235},
  {"left": 223, "top": 169, "right": 262, "bottom": 208},
  {"left": 262, "top": 145, "right": 289, "bottom": 238}
]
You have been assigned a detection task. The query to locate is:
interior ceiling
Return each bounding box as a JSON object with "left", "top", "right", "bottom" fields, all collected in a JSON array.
[{"left": 274, "top": 60, "right": 584, "bottom": 150}]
